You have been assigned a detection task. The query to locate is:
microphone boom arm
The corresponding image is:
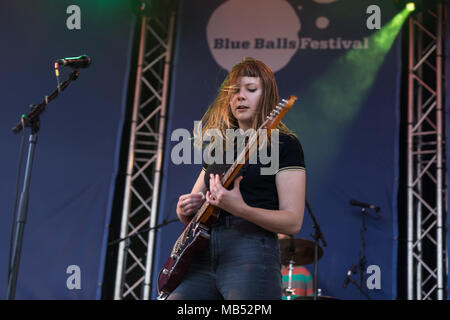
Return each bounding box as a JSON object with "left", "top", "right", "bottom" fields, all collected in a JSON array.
[{"left": 12, "top": 69, "right": 80, "bottom": 134}]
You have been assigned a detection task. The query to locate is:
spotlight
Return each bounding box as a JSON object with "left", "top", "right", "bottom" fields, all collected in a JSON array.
[
  {"left": 406, "top": 2, "right": 415, "bottom": 12},
  {"left": 393, "top": 0, "right": 429, "bottom": 13}
]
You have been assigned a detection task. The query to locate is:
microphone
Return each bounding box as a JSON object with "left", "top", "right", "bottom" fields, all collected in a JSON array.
[
  {"left": 343, "top": 265, "right": 357, "bottom": 288},
  {"left": 55, "top": 55, "right": 91, "bottom": 68},
  {"left": 349, "top": 199, "right": 380, "bottom": 212}
]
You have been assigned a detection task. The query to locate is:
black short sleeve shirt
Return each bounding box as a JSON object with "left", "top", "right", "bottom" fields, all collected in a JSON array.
[{"left": 202, "top": 133, "right": 305, "bottom": 215}]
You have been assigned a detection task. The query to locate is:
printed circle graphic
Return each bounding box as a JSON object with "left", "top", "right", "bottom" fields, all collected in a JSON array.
[
  {"left": 206, "top": 0, "right": 301, "bottom": 72},
  {"left": 316, "top": 16, "right": 330, "bottom": 29}
]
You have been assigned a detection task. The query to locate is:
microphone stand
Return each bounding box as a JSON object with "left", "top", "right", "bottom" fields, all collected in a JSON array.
[
  {"left": 305, "top": 200, "right": 327, "bottom": 300},
  {"left": 359, "top": 207, "right": 367, "bottom": 300},
  {"left": 344, "top": 274, "right": 371, "bottom": 300},
  {"left": 7, "top": 70, "right": 80, "bottom": 300},
  {"left": 344, "top": 203, "right": 380, "bottom": 300}
]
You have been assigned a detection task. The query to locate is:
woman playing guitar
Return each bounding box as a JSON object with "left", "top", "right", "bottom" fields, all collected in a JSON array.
[{"left": 167, "top": 57, "right": 306, "bottom": 300}]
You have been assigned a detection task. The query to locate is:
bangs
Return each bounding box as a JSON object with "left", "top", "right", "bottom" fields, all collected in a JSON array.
[
  {"left": 229, "top": 57, "right": 263, "bottom": 80},
  {"left": 221, "top": 62, "right": 261, "bottom": 94},
  {"left": 223, "top": 61, "right": 262, "bottom": 92},
  {"left": 238, "top": 64, "right": 261, "bottom": 78}
]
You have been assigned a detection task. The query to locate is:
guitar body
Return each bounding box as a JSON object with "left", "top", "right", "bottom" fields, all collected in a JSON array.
[{"left": 157, "top": 206, "right": 220, "bottom": 298}]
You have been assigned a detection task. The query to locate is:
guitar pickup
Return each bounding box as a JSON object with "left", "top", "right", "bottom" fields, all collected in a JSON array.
[
  {"left": 194, "top": 223, "right": 211, "bottom": 239},
  {"left": 194, "top": 223, "right": 210, "bottom": 232}
]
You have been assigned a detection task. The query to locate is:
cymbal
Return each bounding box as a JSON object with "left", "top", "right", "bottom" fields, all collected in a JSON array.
[
  {"left": 279, "top": 238, "right": 323, "bottom": 266},
  {"left": 294, "top": 296, "right": 338, "bottom": 301}
]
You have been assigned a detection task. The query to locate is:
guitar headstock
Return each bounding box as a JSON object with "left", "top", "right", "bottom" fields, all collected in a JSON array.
[{"left": 264, "top": 95, "right": 297, "bottom": 130}]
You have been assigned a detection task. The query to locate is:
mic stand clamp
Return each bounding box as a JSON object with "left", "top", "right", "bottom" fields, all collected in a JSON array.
[{"left": 12, "top": 69, "right": 79, "bottom": 134}]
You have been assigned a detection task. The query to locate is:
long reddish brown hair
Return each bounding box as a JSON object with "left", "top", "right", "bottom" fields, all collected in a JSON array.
[{"left": 196, "top": 57, "right": 294, "bottom": 146}]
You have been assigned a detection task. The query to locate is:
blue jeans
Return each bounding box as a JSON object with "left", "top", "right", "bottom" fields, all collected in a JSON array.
[{"left": 167, "top": 214, "right": 282, "bottom": 300}]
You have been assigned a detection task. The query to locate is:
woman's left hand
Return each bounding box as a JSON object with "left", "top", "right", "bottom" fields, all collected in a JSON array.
[{"left": 206, "top": 173, "right": 247, "bottom": 216}]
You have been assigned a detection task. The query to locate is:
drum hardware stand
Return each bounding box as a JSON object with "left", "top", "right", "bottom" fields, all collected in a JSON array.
[
  {"left": 284, "top": 259, "right": 296, "bottom": 300},
  {"left": 305, "top": 200, "right": 327, "bottom": 300}
]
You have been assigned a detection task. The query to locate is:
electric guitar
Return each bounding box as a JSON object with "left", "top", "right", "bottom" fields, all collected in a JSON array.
[{"left": 157, "top": 95, "right": 298, "bottom": 299}]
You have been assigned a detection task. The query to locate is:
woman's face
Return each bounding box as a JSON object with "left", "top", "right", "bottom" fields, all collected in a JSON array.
[{"left": 229, "top": 76, "right": 263, "bottom": 131}]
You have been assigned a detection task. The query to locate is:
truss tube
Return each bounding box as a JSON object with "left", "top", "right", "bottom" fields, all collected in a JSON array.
[
  {"left": 143, "top": 11, "right": 176, "bottom": 300},
  {"left": 435, "top": 1, "right": 444, "bottom": 300},
  {"left": 407, "top": 15, "right": 415, "bottom": 300},
  {"left": 407, "top": 2, "right": 447, "bottom": 300},
  {"left": 114, "top": 16, "right": 148, "bottom": 300},
  {"left": 415, "top": 12, "right": 423, "bottom": 299}
]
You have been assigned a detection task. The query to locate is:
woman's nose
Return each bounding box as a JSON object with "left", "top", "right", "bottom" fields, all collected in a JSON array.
[{"left": 236, "top": 91, "right": 246, "bottom": 101}]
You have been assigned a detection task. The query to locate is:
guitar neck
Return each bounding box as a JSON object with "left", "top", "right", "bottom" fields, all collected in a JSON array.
[{"left": 193, "top": 124, "right": 270, "bottom": 225}]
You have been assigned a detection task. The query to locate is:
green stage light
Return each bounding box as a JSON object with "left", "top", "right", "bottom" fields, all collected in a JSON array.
[
  {"left": 406, "top": 2, "right": 416, "bottom": 12},
  {"left": 288, "top": 7, "right": 410, "bottom": 181}
]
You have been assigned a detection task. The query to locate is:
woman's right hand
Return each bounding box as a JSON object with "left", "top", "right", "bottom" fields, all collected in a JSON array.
[{"left": 176, "top": 192, "right": 205, "bottom": 222}]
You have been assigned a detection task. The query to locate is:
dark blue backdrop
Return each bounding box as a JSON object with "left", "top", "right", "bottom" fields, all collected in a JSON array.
[
  {"left": 0, "top": 1, "right": 133, "bottom": 299},
  {"left": 2, "top": 0, "right": 448, "bottom": 301},
  {"left": 153, "top": 0, "right": 401, "bottom": 300}
]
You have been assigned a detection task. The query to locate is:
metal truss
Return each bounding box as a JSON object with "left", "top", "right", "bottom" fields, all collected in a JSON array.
[
  {"left": 407, "top": 1, "right": 447, "bottom": 300},
  {"left": 114, "top": 11, "right": 176, "bottom": 300}
]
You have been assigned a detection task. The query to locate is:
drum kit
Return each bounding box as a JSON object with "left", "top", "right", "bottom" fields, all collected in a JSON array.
[
  {"left": 279, "top": 237, "right": 337, "bottom": 301},
  {"left": 280, "top": 199, "right": 380, "bottom": 301},
  {"left": 279, "top": 237, "right": 333, "bottom": 300},
  {"left": 279, "top": 200, "right": 338, "bottom": 301}
]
